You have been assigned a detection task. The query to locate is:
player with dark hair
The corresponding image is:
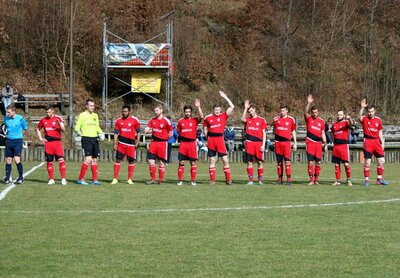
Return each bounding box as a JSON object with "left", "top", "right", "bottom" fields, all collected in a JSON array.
[
  {"left": 144, "top": 104, "right": 173, "bottom": 184},
  {"left": 75, "top": 99, "right": 104, "bottom": 185},
  {"left": 272, "top": 104, "right": 297, "bottom": 185},
  {"left": 358, "top": 99, "right": 388, "bottom": 186},
  {"left": 330, "top": 109, "right": 354, "bottom": 186},
  {"left": 2, "top": 104, "right": 28, "bottom": 184},
  {"left": 203, "top": 91, "right": 235, "bottom": 185},
  {"left": 304, "top": 95, "right": 328, "bottom": 185},
  {"left": 176, "top": 99, "right": 204, "bottom": 186},
  {"left": 111, "top": 105, "right": 141, "bottom": 185},
  {"left": 241, "top": 100, "right": 267, "bottom": 185},
  {"left": 36, "top": 105, "right": 67, "bottom": 185}
]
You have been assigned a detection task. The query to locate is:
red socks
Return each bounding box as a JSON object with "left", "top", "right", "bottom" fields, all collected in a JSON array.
[
  {"left": 149, "top": 164, "right": 156, "bottom": 181},
  {"left": 190, "top": 165, "right": 197, "bottom": 182},
  {"left": 178, "top": 165, "right": 184, "bottom": 181},
  {"left": 114, "top": 163, "right": 121, "bottom": 179},
  {"left": 209, "top": 167, "right": 216, "bottom": 182},
  {"left": 223, "top": 167, "right": 231, "bottom": 182},
  {"left": 47, "top": 162, "right": 54, "bottom": 179},
  {"left": 128, "top": 164, "right": 135, "bottom": 179},
  {"left": 247, "top": 166, "right": 254, "bottom": 182},
  {"left": 257, "top": 166, "right": 264, "bottom": 182},
  {"left": 335, "top": 164, "right": 341, "bottom": 180},
  {"left": 91, "top": 164, "right": 98, "bottom": 181},
  {"left": 78, "top": 162, "right": 89, "bottom": 180}
]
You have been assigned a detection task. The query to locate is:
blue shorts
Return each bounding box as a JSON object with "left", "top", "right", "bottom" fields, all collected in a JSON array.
[{"left": 5, "top": 139, "right": 23, "bottom": 158}]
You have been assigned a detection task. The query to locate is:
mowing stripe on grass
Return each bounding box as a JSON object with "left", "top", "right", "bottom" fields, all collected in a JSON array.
[
  {"left": 1, "top": 198, "right": 399, "bottom": 214},
  {"left": 0, "top": 162, "right": 45, "bottom": 201}
]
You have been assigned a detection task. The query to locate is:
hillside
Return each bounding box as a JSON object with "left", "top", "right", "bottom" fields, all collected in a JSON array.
[{"left": 0, "top": 0, "right": 399, "bottom": 123}]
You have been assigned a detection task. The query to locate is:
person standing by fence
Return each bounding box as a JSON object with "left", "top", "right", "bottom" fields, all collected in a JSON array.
[
  {"left": 203, "top": 90, "right": 235, "bottom": 185},
  {"left": 241, "top": 100, "right": 267, "bottom": 186},
  {"left": 2, "top": 104, "right": 27, "bottom": 184},
  {"left": 75, "top": 99, "right": 104, "bottom": 185},
  {"left": 176, "top": 99, "right": 204, "bottom": 186},
  {"left": 358, "top": 99, "right": 389, "bottom": 186},
  {"left": 1, "top": 83, "right": 14, "bottom": 114},
  {"left": 36, "top": 105, "right": 67, "bottom": 185},
  {"left": 272, "top": 105, "right": 297, "bottom": 185},
  {"left": 111, "top": 105, "right": 141, "bottom": 185},
  {"left": 144, "top": 104, "right": 173, "bottom": 185},
  {"left": 304, "top": 95, "right": 328, "bottom": 185}
]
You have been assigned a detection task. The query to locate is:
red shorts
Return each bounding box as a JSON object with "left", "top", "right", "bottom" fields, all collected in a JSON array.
[
  {"left": 245, "top": 141, "right": 264, "bottom": 162},
  {"left": 116, "top": 143, "right": 136, "bottom": 161},
  {"left": 178, "top": 141, "right": 198, "bottom": 161},
  {"left": 363, "top": 139, "right": 384, "bottom": 159},
  {"left": 147, "top": 141, "right": 168, "bottom": 162},
  {"left": 45, "top": 140, "right": 64, "bottom": 158},
  {"left": 207, "top": 136, "right": 227, "bottom": 157},
  {"left": 274, "top": 141, "right": 291, "bottom": 161},
  {"left": 306, "top": 142, "right": 322, "bottom": 162},
  {"left": 332, "top": 144, "right": 349, "bottom": 163}
]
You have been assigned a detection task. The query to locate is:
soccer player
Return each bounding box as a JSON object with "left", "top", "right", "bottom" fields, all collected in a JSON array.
[
  {"left": 75, "top": 99, "right": 104, "bottom": 185},
  {"left": 241, "top": 100, "right": 267, "bottom": 186},
  {"left": 36, "top": 105, "right": 67, "bottom": 185},
  {"left": 304, "top": 95, "right": 328, "bottom": 185},
  {"left": 330, "top": 110, "right": 354, "bottom": 186},
  {"left": 111, "top": 105, "right": 141, "bottom": 185},
  {"left": 2, "top": 104, "right": 28, "bottom": 184},
  {"left": 176, "top": 98, "right": 204, "bottom": 186},
  {"left": 272, "top": 105, "right": 297, "bottom": 185},
  {"left": 144, "top": 104, "right": 173, "bottom": 184},
  {"left": 203, "top": 90, "right": 235, "bottom": 185},
  {"left": 358, "top": 99, "right": 389, "bottom": 186}
]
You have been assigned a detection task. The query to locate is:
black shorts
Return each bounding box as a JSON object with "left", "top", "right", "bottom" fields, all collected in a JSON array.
[{"left": 81, "top": 136, "right": 100, "bottom": 158}]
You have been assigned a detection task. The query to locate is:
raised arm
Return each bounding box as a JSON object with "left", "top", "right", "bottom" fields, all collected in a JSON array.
[
  {"left": 219, "top": 91, "right": 235, "bottom": 116},
  {"left": 304, "top": 94, "right": 313, "bottom": 118},
  {"left": 359, "top": 98, "right": 367, "bottom": 122},
  {"left": 194, "top": 98, "right": 204, "bottom": 121},
  {"left": 241, "top": 100, "right": 250, "bottom": 123}
]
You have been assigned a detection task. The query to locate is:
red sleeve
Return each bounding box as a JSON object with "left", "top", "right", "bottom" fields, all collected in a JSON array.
[
  {"left": 292, "top": 118, "right": 297, "bottom": 131},
  {"left": 379, "top": 119, "right": 383, "bottom": 131},
  {"left": 147, "top": 119, "right": 153, "bottom": 127},
  {"left": 135, "top": 119, "right": 141, "bottom": 132},
  {"left": 114, "top": 119, "right": 120, "bottom": 132},
  {"left": 203, "top": 118, "right": 208, "bottom": 127},
  {"left": 262, "top": 119, "right": 267, "bottom": 131},
  {"left": 167, "top": 120, "right": 173, "bottom": 131},
  {"left": 177, "top": 120, "right": 182, "bottom": 133},
  {"left": 223, "top": 112, "right": 228, "bottom": 120}
]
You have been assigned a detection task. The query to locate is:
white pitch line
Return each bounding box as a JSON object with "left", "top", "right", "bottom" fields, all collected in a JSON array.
[
  {"left": 0, "top": 162, "right": 45, "bottom": 201},
  {"left": 1, "top": 198, "right": 399, "bottom": 214}
]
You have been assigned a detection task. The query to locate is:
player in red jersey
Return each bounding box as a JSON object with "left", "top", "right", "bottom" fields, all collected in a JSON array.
[
  {"left": 358, "top": 99, "right": 388, "bottom": 186},
  {"left": 330, "top": 110, "right": 354, "bottom": 186},
  {"left": 241, "top": 100, "right": 267, "bottom": 186},
  {"left": 176, "top": 99, "right": 204, "bottom": 186},
  {"left": 36, "top": 106, "right": 67, "bottom": 185},
  {"left": 304, "top": 95, "right": 328, "bottom": 185},
  {"left": 272, "top": 105, "right": 297, "bottom": 185},
  {"left": 144, "top": 104, "right": 173, "bottom": 184},
  {"left": 203, "top": 91, "right": 235, "bottom": 185},
  {"left": 111, "top": 105, "right": 141, "bottom": 185}
]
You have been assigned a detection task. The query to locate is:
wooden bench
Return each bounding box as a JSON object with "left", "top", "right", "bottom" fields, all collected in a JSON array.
[{"left": 13, "top": 93, "right": 70, "bottom": 114}]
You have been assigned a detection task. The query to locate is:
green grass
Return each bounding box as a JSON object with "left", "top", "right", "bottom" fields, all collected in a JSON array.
[{"left": 0, "top": 162, "right": 399, "bottom": 277}]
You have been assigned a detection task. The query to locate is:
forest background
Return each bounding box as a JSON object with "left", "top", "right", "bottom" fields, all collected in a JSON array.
[{"left": 0, "top": 0, "right": 399, "bottom": 123}]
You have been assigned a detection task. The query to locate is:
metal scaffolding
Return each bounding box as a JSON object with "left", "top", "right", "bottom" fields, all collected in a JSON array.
[{"left": 102, "top": 18, "right": 173, "bottom": 131}]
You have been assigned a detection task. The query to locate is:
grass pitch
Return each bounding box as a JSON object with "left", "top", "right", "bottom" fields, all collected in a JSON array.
[{"left": 0, "top": 161, "right": 399, "bottom": 277}]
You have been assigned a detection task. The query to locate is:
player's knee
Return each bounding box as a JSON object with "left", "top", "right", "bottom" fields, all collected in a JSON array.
[{"left": 179, "top": 161, "right": 185, "bottom": 166}]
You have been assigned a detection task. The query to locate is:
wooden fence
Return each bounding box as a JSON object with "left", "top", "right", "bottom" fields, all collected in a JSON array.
[{"left": 1, "top": 146, "right": 400, "bottom": 163}]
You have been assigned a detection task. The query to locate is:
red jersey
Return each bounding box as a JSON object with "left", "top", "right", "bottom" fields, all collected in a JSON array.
[
  {"left": 304, "top": 115, "right": 325, "bottom": 143},
  {"left": 244, "top": 116, "right": 267, "bottom": 141},
  {"left": 203, "top": 112, "right": 228, "bottom": 136},
  {"left": 273, "top": 116, "right": 296, "bottom": 142},
  {"left": 361, "top": 116, "right": 382, "bottom": 140},
  {"left": 177, "top": 117, "right": 201, "bottom": 141},
  {"left": 114, "top": 116, "right": 141, "bottom": 146},
  {"left": 147, "top": 116, "right": 173, "bottom": 141},
  {"left": 37, "top": 115, "right": 64, "bottom": 141},
  {"left": 331, "top": 120, "right": 350, "bottom": 144}
]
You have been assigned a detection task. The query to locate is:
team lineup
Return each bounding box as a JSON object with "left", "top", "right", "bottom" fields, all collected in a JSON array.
[{"left": 2, "top": 92, "right": 388, "bottom": 187}]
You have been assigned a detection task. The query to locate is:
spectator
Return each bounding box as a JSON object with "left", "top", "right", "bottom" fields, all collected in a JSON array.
[
  {"left": 1, "top": 83, "right": 14, "bottom": 115},
  {"left": 349, "top": 122, "right": 360, "bottom": 144},
  {"left": 196, "top": 128, "right": 207, "bottom": 153},
  {"left": 325, "top": 117, "right": 334, "bottom": 144},
  {"left": 224, "top": 123, "right": 236, "bottom": 152},
  {"left": 167, "top": 120, "right": 179, "bottom": 164}
]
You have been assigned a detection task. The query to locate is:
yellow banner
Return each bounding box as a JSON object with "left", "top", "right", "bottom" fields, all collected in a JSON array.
[{"left": 131, "top": 72, "right": 162, "bottom": 94}]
